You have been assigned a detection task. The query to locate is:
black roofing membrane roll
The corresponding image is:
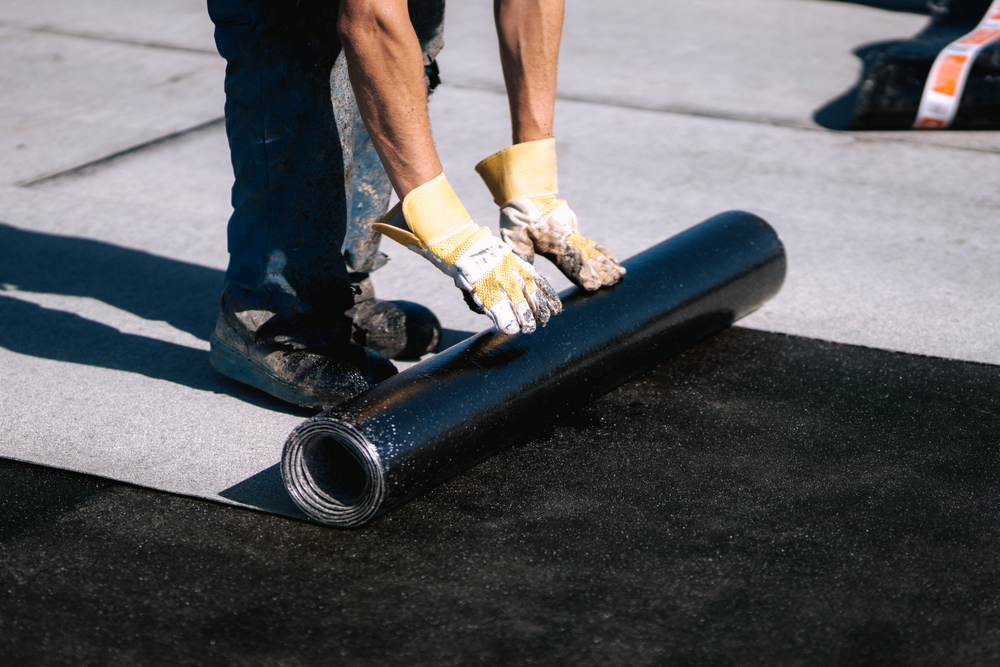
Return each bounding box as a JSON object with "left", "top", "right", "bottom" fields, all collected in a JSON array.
[{"left": 282, "top": 211, "right": 787, "bottom": 528}]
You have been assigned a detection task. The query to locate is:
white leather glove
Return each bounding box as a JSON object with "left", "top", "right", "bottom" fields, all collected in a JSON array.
[
  {"left": 476, "top": 137, "right": 625, "bottom": 291},
  {"left": 373, "top": 174, "right": 562, "bottom": 335}
]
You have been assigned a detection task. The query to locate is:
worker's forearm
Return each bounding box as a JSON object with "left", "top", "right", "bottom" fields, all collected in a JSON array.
[
  {"left": 494, "top": 0, "right": 564, "bottom": 144},
  {"left": 338, "top": 0, "right": 442, "bottom": 197}
]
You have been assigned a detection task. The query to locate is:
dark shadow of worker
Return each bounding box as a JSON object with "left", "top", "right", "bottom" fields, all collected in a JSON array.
[{"left": 0, "top": 222, "right": 317, "bottom": 415}]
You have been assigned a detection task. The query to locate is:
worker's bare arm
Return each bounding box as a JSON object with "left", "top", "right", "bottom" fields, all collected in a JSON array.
[
  {"left": 338, "top": 0, "right": 442, "bottom": 197},
  {"left": 341, "top": 0, "right": 561, "bottom": 334},
  {"left": 486, "top": 0, "right": 624, "bottom": 290},
  {"left": 494, "top": 0, "right": 564, "bottom": 144}
]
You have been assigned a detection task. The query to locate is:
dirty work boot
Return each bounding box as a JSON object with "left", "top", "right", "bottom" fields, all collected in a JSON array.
[
  {"left": 346, "top": 275, "right": 442, "bottom": 360},
  {"left": 209, "top": 308, "right": 397, "bottom": 410}
]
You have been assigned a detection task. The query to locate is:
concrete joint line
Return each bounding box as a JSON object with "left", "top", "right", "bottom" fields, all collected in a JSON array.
[
  {"left": 441, "top": 81, "right": 1000, "bottom": 157},
  {"left": 17, "top": 117, "right": 226, "bottom": 188},
  {"left": 0, "top": 21, "right": 218, "bottom": 55}
]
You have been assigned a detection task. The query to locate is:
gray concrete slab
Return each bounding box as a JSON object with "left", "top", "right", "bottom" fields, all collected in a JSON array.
[
  {"left": 440, "top": 0, "right": 1000, "bottom": 153},
  {"left": 0, "top": 0, "right": 216, "bottom": 53},
  {"left": 0, "top": 25, "right": 223, "bottom": 185},
  {"left": 18, "top": 122, "right": 233, "bottom": 264}
]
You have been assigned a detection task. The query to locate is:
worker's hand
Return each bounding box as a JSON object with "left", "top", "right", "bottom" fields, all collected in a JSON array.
[
  {"left": 497, "top": 198, "right": 625, "bottom": 291},
  {"left": 373, "top": 174, "right": 562, "bottom": 335},
  {"left": 476, "top": 138, "right": 625, "bottom": 291}
]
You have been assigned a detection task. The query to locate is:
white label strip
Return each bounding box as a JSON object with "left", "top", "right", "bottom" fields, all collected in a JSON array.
[{"left": 914, "top": 0, "right": 1000, "bottom": 129}]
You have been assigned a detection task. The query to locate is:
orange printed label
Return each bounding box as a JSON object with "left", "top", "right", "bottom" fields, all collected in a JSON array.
[
  {"left": 932, "top": 54, "right": 969, "bottom": 96},
  {"left": 916, "top": 0, "right": 1000, "bottom": 128},
  {"left": 957, "top": 28, "right": 1000, "bottom": 46}
]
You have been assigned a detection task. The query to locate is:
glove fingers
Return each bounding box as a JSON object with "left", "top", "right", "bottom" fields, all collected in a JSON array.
[
  {"left": 499, "top": 199, "right": 623, "bottom": 290},
  {"left": 588, "top": 241, "right": 622, "bottom": 267},
  {"left": 523, "top": 281, "right": 551, "bottom": 328},
  {"left": 552, "top": 238, "right": 625, "bottom": 291},
  {"left": 477, "top": 253, "right": 541, "bottom": 335},
  {"left": 493, "top": 284, "right": 536, "bottom": 335},
  {"left": 502, "top": 263, "right": 539, "bottom": 334},
  {"left": 582, "top": 252, "right": 627, "bottom": 291},
  {"left": 535, "top": 273, "right": 563, "bottom": 316},
  {"left": 552, "top": 247, "right": 603, "bottom": 290},
  {"left": 512, "top": 299, "right": 537, "bottom": 334},
  {"left": 512, "top": 254, "right": 560, "bottom": 325},
  {"left": 487, "top": 298, "right": 525, "bottom": 335},
  {"left": 575, "top": 260, "right": 605, "bottom": 291}
]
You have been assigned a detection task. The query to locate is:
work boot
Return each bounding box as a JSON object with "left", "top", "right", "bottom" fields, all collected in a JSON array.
[
  {"left": 346, "top": 275, "right": 442, "bottom": 360},
  {"left": 209, "top": 307, "right": 397, "bottom": 410}
]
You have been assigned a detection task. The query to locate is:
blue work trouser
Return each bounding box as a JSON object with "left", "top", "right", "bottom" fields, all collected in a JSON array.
[{"left": 208, "top": 0, "right": 444, "bottom": 350}]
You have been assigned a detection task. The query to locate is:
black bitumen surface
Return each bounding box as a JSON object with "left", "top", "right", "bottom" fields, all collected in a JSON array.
[{"left": 2, "top": 327, "right": 999, "bottom": 666}]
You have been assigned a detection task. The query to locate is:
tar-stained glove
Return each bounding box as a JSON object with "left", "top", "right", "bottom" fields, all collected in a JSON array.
[
  {"left": 372, "top": 173, "right": 562, "bottom": 335},
  {"left": 476, "top": 137, "right": 625, "bottom": 291}
]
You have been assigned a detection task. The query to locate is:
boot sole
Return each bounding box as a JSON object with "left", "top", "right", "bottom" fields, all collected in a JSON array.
[{"left": 209, "top": 332, "right": 326, "bottom": 409}]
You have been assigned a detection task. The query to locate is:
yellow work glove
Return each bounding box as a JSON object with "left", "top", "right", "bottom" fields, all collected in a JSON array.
[
  {"left": 476, "top": 137, "right": 625, "bottom": 291},
  {"left": 372, "top": 174, "right": 562, "bottom": 335}
]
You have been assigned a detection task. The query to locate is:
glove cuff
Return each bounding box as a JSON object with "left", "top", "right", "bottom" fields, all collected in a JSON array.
[
  {"left": 475, "top": 137, "right": 559, "bottom": 208},
  {"left": 402, "top": 173, "right": 476, "bottom": 246}
]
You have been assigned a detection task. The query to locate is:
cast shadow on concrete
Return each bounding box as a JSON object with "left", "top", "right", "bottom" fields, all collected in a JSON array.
[
  {"left": 828, "top": 0, "right": 932, "bottom": 13},
  {"left": 0, "top": 221, "right": 476, "bottom": 415},
  {"left": 814, "top": 40, "right": 905, "bottom": 130},
  {"left": 0, "top": 222, "right": 312, "bottom": 414},
  {"left": 218, "top": 463, "right": 306, "bottom": 518},
  {"left": 0, "top": 222, "right": 221, "bottom": 341},
  {"left": 0, "top": 295, "right": 303, "bottom": 411}
]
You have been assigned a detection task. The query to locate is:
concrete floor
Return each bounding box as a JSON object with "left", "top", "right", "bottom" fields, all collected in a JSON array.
[{"left": 1, "top": 0, "right": 998, "bottom": 663}]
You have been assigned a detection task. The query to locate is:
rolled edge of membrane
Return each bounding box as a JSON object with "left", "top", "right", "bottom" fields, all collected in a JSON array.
[{"left": 281, "top": 417, "right": 385, "bottom": 528}]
